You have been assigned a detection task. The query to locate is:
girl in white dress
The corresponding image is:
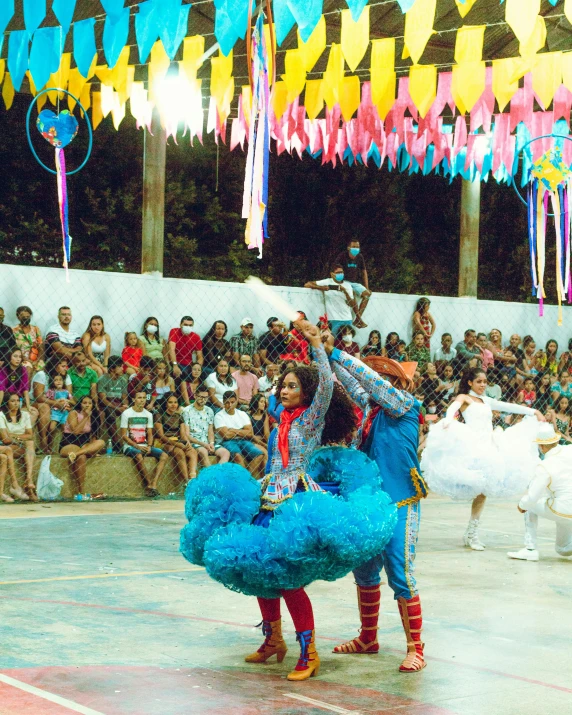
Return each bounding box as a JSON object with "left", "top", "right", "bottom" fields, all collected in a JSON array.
[{"left": 421, "top": 368, "right": 546, "bottom": 551}]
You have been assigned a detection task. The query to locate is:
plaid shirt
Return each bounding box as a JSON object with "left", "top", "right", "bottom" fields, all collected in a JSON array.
[{"left": 230, "top": 333, "right": 259, "bottom": 359}]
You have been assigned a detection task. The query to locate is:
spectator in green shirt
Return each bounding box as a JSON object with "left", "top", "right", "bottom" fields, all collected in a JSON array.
[
  {"left": 406, "top": 331, "right": 431, "bottom": 373},
  {"left": 68, "top": 352, "right": 98, "bottom": 404}
]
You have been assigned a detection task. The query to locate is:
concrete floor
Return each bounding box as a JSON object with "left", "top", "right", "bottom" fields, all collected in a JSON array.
[{"left": 0, "top": 497, "right": 570, "bottom": 715}]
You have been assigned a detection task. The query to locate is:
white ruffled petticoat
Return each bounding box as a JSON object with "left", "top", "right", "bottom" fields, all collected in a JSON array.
[{"left": 420, "top": 402, "right": 540, "bottom": 500}]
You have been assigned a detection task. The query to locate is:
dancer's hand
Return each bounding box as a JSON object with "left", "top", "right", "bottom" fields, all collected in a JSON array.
[
  {"left": 321, "top": 330, "right": 335, "bottom": 354},
  {"left": 294, "top": 320, "right": 321, "bottom": 348},
  {"left": 533, "top": 410, "right": 546, "bottom": 422}
]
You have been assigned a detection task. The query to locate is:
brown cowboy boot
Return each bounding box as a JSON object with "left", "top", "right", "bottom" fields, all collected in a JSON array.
[{"left": 244, "top": 619, "right": 287, "bottom": 664}]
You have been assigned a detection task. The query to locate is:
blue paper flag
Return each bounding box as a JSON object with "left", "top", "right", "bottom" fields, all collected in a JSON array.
[
  {"left": 8, "top": 30, "right": 30, "bottom": 92},
  {"left": 29, "top": 26, "right": 62, "bottom": 91},
  {"left": 0, "top": 1, "right": 14, "bottom": 37},
  {"left": 103, "top": 6, "right": 130, "bottom": 69},
  {"left": 135, "top": 0, "right": 163, "bottom": 64},
  {"left": 161, "top": 2, "right": 191, "bottom": 59},
  {"left": 74, "top": 17, "right": 97, "bottom": 78},
  {"left": 214, "top": 0, "right": 251, "bottom": 56},
  {"left": 396, "top": 0, "right": 416, "bottom": 11},
  {"left": 274, "top": 0, "right": 296, "bottom": 46},
  {"left": 101, "top": 0, "right": 126, "bottom": 17},
  {"left": 291, "top": 0, "right": 322, "bottom": 43},
  {"left": 24, "top": 0, "right": 46, "bottom": 34},
  {"left": 345, "top": 0, "right": 368, "bottom": 22},
  {"left": 53, "top": 0, "right": 77, "bottom": 35}
]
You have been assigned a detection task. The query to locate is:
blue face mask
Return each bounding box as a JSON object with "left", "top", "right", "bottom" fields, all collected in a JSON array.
[
  {"left": 349, "top": 248, "right": 360, "bottom": 257},
  {"left": 334, "top": 272, "right": 344, "bottom": 282}
]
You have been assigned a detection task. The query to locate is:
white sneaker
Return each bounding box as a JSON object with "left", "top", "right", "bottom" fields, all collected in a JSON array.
[
  {"left": 507, "top": 548, "right": 539, "bottom": 562},
  {"left": 9, "top": 486, "right": 29, "bottom": 501}
]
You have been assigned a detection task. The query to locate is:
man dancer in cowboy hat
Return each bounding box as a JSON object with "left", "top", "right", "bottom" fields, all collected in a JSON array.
[
  {"left": 508, "top": 423, "right": 572, "bottom": 563},
  {"left": 323, "top": 339, "right": 428, "bottom": 673}
]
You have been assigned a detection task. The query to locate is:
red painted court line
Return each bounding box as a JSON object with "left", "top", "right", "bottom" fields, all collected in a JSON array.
[
  {"left": 1, "top": 594, "right": 571, "bottom": 696},
  {"left": 0, "top": 680, "right": 73, "bottom": 714}
]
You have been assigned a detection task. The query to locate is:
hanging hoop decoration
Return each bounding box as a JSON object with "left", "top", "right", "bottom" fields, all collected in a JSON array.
[
  {"left": 25, "top": 88, "right": 93, "bottom": 281},
  {"left": 512, "top": 133, "right": 572, "bottom": 325},
  {"left": 26, "top": 87, "right": 93, "bottom": 175}
]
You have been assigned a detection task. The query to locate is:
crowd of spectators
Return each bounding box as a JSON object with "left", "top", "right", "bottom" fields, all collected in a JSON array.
[{"left": 0, "top": 300, "right": 570, "bottom": 502}]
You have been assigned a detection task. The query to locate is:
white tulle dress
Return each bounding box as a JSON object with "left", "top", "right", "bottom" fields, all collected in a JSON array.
[{"left": 421, "top": 395, "right": 540, "bottom": 500}]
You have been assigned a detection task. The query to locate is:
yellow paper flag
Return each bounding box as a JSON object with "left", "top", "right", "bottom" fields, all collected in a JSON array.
[
  {"left": 370, "top": 38, "right": 396, "bottom": 119},
  {"left": 26, "top": 71, "right": 37, "bottom": 96},
  {"left": 403, "top": 0, "right": 436, "bottom": 65},
  {"left": 79, "top": 83, "right": 91, "bottom": 114},
  {"left": 455, "top": 25, "right": 485, "bottom": 64},
  {"left": 492, "top": 57, "right": 520, "bottom": 112},
  {"left": 506, "top": 0, "right": 541, "bottom": 47},
  {"left": 148, "top": 41, "right": 171, "bottom": 104},
  {"left": 182, "top": 35, "right": 205, "bottom": 77},
  {"left": 455, "top": 0, "right": 478, "bottom": 18},
  {"left": 519, "top": 15, "right": 546, "bottom": 58},
  {"left": 452, "top": 61, "right": 485, "bottom": 113},
  {"left": 298, "top": 16, "right": 326, "bottom": 72},
  {"left": 263, "top": 24, "right": 274, "bottom": 84},
  {"left": 341, "top": 7, "right": 370, "bottom": 73},
  {"left": 92, "top": 92, "right": 103, "bottom": 130},
  {"left": 566, "top": 0, "right": 572, "bottom": 24},
  {"left": 339, "top": 75, "right": 361, "bottom": 121},
  {"left": 532, "top": 52, "right": 563, "bottom": 110},
  {"left": 283, "top": 48, "right": 306, "bottom": 102},
  {"left": 271, "top": 80, "right": 288, "bottom": 120},
  {"left": 409, "top": 64, "right": 436, "bottom": 118},
  {"left": 305, "top": 79, "right": 324, "bottom": 120},
  {"left": 323, "top": 43, "right": 344, "bottom": 109},
  {"left": 562, "top": 52, "right": 572, "bottom": 94},
  {"left": 47, "top": 53, "right": 71, "bottom": 103},
  {"left": 67, "top": 68, "right": 87, "bottom": 111},
  {"left": 2, "top": 73, "right": 14, "bottom": 110},
  {"left": 0, "top": 59, "right": 4, "bottom": 86}
]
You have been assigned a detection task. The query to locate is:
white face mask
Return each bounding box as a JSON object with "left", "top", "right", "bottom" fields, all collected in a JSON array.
[
  {"left": 342, "top": 335, "right": 353, "bottom": 344},
  {"left": 146, "top": 325, "right": 158, "bottom": 334},
  {"left": 181, "top": 325, "right": 193, "bottom": 336},
  {"left": 428, "top": 406, "right": 437, "bottom": 414}
]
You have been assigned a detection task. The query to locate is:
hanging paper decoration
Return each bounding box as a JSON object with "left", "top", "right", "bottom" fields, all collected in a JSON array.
[
  {"left": 242, "top": 13, "right": 273, "bottom": 257},
  {"left": 526, "top": 143, "right": 572, "bottom": 324}
]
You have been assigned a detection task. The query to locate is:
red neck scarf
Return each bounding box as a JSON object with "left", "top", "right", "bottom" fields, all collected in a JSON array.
[
  {"left": 277, "top": 407, "right": 307, "bottom": 468},
  {"left": 361, "top": 405, "right": 381, "bottom": 447}
]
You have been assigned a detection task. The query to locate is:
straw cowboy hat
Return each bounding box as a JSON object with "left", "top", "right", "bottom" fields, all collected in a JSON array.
[
  {"left": 534, "top": 423, "right": 561, "bottom": 445},
  {"left": 362, "top": 356, "right": 417, "bottom": 391}
]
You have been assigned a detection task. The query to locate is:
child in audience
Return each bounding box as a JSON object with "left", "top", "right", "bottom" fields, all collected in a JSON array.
[
  {"left": 517, "top": 378, "right": 536, "bottom": 408},
  {"left": 46, "top": 373, "right": 73, "bottom": 449},
  {"left": 395, "top": 340, "right": 408, "bottom": 362},
  {"left": 122, "top": 332, "right": 143, "bottom": 375}
]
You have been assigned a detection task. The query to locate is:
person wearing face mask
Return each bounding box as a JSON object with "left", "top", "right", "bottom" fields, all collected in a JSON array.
[
  {"left": 0, "top": 307, "right": 16, "bottom": 368},
  {"left": 140, "top": 317, "right": 168, "bottom": 363},
  {"left": 334, "top": 326, "right": 360, "bottom": 358},
  {"left": 13, "top": 306, "right": 44, "bottom": 378},
  {"left": 305, "top": 263, "right": 356, "bottom": 337},
  {"left": 335, "top": 240, "right": 371, "bottom": 328},
  {"left": 168, "top": 316, "right": 204, "bottom": 383}
]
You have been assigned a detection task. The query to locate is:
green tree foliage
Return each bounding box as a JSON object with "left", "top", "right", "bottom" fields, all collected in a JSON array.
[{"left": 0, "top": 95, "right": 537, "bottom": 301}]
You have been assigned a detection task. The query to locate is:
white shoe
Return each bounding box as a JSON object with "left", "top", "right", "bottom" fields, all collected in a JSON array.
[
  {"left": 9, "top": 486, "right": 29, "bottom": 501},
  {"left": 507, "top": 548, "right": 539, "bottom": 562},
  {"left": 463, "top": 519, "right": 485, "bottom": 551}
]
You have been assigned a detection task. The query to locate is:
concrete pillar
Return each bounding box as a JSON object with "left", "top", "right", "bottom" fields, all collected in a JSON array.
[
  {"left": 141, "top": 108, "right": 166, "bottom": 277},
  {"left": 458, "top": 178, "right": 481, "bottom": 298}
]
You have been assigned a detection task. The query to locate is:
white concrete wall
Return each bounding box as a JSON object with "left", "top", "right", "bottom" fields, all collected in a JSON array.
[{"left": 0, "top": 264, "right": 570, "bottom": 356}]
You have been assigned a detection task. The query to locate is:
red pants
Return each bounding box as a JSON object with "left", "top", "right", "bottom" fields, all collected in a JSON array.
[{"left": 257, "top": 588, "right": 314, "bottom": 631}]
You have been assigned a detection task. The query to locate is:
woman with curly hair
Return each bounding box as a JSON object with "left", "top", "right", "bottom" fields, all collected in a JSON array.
[{"left": 181, "top": 320, "right": 396, "bottom": 683}]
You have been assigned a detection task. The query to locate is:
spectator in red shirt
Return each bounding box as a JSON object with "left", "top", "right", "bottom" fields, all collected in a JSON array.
[
  {"left": 168, "top": 316, "right": 204, "bottom": 383},
  {"left": 334, "top": 325, "right": 361, "bottom": 358},
  {"left": 127, "top": 356, "right": 157, "bottom": 411},
  {"left": 231, "top": 355, "right": 260, "bottom": 408}
]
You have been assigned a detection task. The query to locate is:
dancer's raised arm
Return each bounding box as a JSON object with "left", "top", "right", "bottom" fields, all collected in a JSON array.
[
  {"left": 482, "top": 395, "right": 545, "bottom": 421},
  {"left": 294, "top": 321, "right": 334, "bottom": 430}
]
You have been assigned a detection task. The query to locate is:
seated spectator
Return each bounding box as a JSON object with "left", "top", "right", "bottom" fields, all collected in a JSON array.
[
  {"left": 424, "top": 397, "right": 439, "bottom": 422},
  {"left": 184, "top": 363, "right": 203, "bottom": 405},
  {"left": 154, "top": 395, "right": 198, "bottom": 482},
  {"left": 13, "top": 306, "right": 43, "bottom": 377},
  {"left": 45, "top": 307, "right": 83, "bottom": 362},
  {"left": 487, "top": 328, "right": 514, "bottom": 366},
  {"left": 201, "top": 320, "right": 232, "bottom": 375},
  {"left": 182, "top": 385, "right": 230, "bottom": 468},
  {"left": 68, "top": 352, "right": 99, "bottom": 404},
  {"left": 169, "top": 316, "right": 204, "bottom": 383},
  {"left": 280, "top": 316, "right": 310, "bottom": 364},
  {"left": 0, "top": 450, "right": 9, "bottom": 503},
  {"left": 230, "top": 318, "right": 261, "bottom": 371},
  {"left": 436, "top": 363, "right": 457, "bottom": 403},
  {"left": 551, "top": 370, "right": 572, "bottom": 403},
  {"left": 433, "top": 332, "right": 456, "bottom": 373},
  {"left": 59, "top": 395, "right": 106, "bottom": 500},
  {"left": 205, "top": 360, "right": 237, "bottom": 412},
  {"left": 537, "top": 339, "right": 559, "bottom": 377},
  {"left": 97, "top": 356, "right": 129, "bottom": 450},
  {"left": 249, "top": 393, "right": 270, "bottom": 448},
  {"left": 517, "top": 378, "right": 536, "bottom": 408},
  {"left": 335, "top": 239, "right": 371, "bottom": 328},
  {"left": 1, "top": 393, "right": 37, "bottom": 501},
  {"left": 0, "top": 348, "right": 38, "bottom": 425},
  {"left": 499, "top": 373, "right": 517, "bottom": 402},
  {"left": 558, "top": 338, "right": 572, "bottom": 375},
  {"left": 82, "top": 315, "right": 110, "bottom": 377},
  {"left": 534, "top": 374, "right": 552, "bottom": 414},
  {"left": 140, "top": 317, "right": 167, "bottom": 364},
  {"left": 122, "top": 332, "right": 143, "bottom": 376},
  {"left": 485, "top": 369, "right": 502, "bottom": 400},
  {"left": 547, "top": 395, "right": 571, "bottom": 444},
  {"left": 362, "top": 330, "right": 384, "bottom": 358},
  {"left": 0, "top": 423, "right": 20, "bottom": 503},
  {"left": 477, "top": 333, "right": 494, "bottom": 372},
  {"left": 127, "top": 356, "right": 157, "bottom": 411},
  {"left": 120, "top": 390, "right": 168, "bottom": 497},
  {"left": 46, "top": 373, "right": 73, "bottom": 452},
  {"left": 0, "top": 307, "right": 16, "bottom": 368},
  {"left": 214, "top": 391, "right": 266, "bottom": 477},
  {"left": 305, "top": 264, "right": 356, "bottom": 336},
  {"left": 335, "top": 325, "right": 360, "bottom": 358},
  {"left": 498, "top": 349, "right": 517, "bottom": 381},
  {"left": 385, "top": 332, "right": 400, "bottom": 360},
  {"left": 517, "top": 337, "right": 540, "bottom": 383},
  {"left": 420, "top": 363, "right": 440, "bottom": 403},
  {"left": 33, "top": 357, "right": 73, "bottom": 453},
  {"left": 258, "top": 363, "right": 279, "bottom": 396},
  {"left": 406, "top": 331, "right": 430, "bottom": 373},
  {"left": 507, "top": 334, "right": 524, "bottom": 363},
  {"left": 453, "top": 329, "right": 481, "bottom": 374},
  {"left": 232, "top": 355, "right": 260, "bottom": 408},
  {"left": 259, "top": 317, "right": 288, "bottom": 366},
  {"left": 154, "top": 360, "right": 176, "bottom": 410},
  {"left": 412, "top": 297, "right": 435, "bottom": 350}
]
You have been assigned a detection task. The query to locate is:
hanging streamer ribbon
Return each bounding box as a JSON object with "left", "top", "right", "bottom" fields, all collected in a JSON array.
[{"left": 55, "top": 147, "right": 72, "bottom": 281}]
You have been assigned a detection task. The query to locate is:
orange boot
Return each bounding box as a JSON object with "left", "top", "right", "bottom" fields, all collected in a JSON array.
[
  {"left": 333, "top": 584, "right": 380, "bottom": 654},
  {"left": 244, "top": 619, "right": 287, "bottom": 664},
  {"left": 397, "top": 595, "right": 426, "bottom": 673},
  {"left": 287, "top": 630, "right": 320, "bottom": 681}
]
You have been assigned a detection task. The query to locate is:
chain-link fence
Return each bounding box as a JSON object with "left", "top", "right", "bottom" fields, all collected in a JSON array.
[{"left": 0, "top": 262, "right": 570, "bottom": 503}]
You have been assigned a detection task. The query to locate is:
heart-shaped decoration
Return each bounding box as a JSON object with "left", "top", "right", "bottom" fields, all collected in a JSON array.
[{"left": 36, "top": 109, "right": 79, "bottom": 149}]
